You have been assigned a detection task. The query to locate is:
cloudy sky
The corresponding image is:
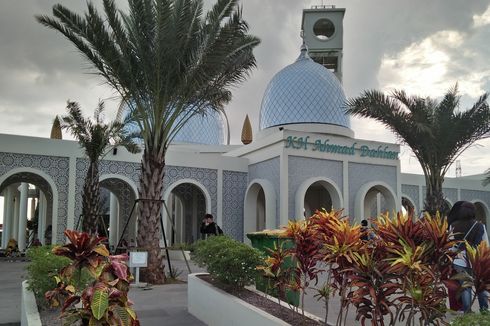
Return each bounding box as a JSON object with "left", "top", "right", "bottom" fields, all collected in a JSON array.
[{"left": 1, "top": 0, "right": 490, "bottom": 177}]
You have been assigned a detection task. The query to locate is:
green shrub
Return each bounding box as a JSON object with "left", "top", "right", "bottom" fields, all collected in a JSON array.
[
  {"left": 192, "top": 236, "right": 263, "bottom": 290},
  {"left": 451, "top": 312, "right": 490, "bottom": 325},
  {"left": 26, "top": 245, "right": 92, "bottom": 306},
  {"left": 26, "top": 245, "right": 70, "bottom": 304}
]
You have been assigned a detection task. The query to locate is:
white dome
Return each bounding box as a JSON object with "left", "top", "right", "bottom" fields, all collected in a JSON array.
[{"left": 259, "top": 46, "right": 350, "bottom": 130}]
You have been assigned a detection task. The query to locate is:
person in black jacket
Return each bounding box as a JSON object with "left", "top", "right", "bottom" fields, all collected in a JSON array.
[{"left": 200, "top": 214, "right": 223, "bottom": 239}]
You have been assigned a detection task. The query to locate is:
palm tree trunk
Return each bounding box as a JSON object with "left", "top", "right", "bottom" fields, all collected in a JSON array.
[
  {"left": 137, "top": 148, "right": 166, "bottom": 284},
  {"left": 82, "top": 161, "right": 100, "bottom": 235},
  {"left": 424, "top": 172, "right": 446, "bottom": 217}
]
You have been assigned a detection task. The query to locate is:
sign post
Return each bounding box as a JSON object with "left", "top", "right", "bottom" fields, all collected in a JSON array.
[{"left": 129, "top": 251, "right": 148, "bottom": 286}]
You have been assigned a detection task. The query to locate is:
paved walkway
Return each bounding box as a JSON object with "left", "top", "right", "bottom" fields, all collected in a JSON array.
[
  {"left": 0, "top": 261, "right": 28, "bottom": 326},
  {"left": 0, "top": 258, "right": 468, "bottom": 326}
]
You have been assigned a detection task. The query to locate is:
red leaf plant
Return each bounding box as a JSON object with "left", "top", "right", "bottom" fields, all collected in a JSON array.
[
  {"left": 256, "top": 241, "right": 294, "bottom": 307},
  {"left": 45, "top": 230, "right": 139, "bottom": 326},
  {"left": 285, "top": 219, "right": 324, "bottom": 315}
]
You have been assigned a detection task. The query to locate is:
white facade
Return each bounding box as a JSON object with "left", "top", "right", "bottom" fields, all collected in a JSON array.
[{"left": 1, "top": 6, "right": 489, "bottom": 248}]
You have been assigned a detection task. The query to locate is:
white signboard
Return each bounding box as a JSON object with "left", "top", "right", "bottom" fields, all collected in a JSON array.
[{"left": 129, "top": 251, "right": 148, "bottom": 268}]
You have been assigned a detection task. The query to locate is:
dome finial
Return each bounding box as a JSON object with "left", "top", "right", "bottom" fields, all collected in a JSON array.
[
  {"left": 241, "top": 114, "right": 253, "bottom": 145},
  {"left": 50, "top": 116, "right": 62, "bottom": 139},
  {"left": 297, "top": 32, "right": 310, "bottom": 61}
]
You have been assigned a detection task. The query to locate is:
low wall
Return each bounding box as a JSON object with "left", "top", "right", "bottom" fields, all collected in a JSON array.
[
  {"left": 188, "top": 273, "right": 290, "bottom": 326},
  {"left": 21, "top": 280, "right": 42, "bottom": 326}
]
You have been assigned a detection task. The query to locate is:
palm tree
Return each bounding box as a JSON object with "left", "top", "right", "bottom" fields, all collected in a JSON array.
[
  {"left": 347, "top": 86, "right": 490, "bottom": 216},
  {"left": 37, "top": 0, "right": 259, "bottom": 283},
  {"left": 61, "top": 101, "right": 140, "bottom": 234}
]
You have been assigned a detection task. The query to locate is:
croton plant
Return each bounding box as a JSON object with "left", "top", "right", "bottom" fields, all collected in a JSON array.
[
  {"left": 45, "top": 230, "right": 139, "bottom": 326},
  {"left": 257, "top": 210, "right": 481, "bottom": 326}
]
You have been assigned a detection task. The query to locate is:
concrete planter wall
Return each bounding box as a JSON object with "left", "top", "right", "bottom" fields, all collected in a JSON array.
[
  {"left": 21, "top": 281, "right": 42, "bottom": 326},
  {"left": 188, "top": 273, "right": 291, "bottom": 326}
]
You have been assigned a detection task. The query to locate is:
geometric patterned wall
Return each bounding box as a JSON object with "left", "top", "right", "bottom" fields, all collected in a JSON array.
[
  {"left": 461, "top": 189, "right": 490, "bottom": 210},
  {"left": 74, "top": 158, "right": 140, "bottom": 230},
  {"left": 401, "top": 184, "right": 419, "bottom": 210},
  {"left": 288, "top": 156, "right": 343, "bottom": 220},
  {"left": 76, "top": 159, "right": 218, "bottom": 235},
  {"left": 0, "top": 152, "right": 69, "bottom": 242},
  {"left": 163, "top": 166, "right": 218, "bottom": 218},
  {"left": 248, "top": 157, "right": 280, "bottom": 225},
  {"left": 348, "top": 162, "right": 397, "bottom": 218},
  {"left": 422, "top": 186, "right": 459, "bottom": 206},
  {"left": 222, "top": 171, "right": 248, "bottom": 241}
]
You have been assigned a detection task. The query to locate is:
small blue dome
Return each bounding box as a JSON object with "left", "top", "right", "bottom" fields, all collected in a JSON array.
[
  {"left": 259, "top": 46, "right": 350, "bottom": 130},
  {"left": 172, "top": 110, "right": 225, "bottom": 145},
  {"left": 117, "top": 101, "right": 225, "bottom": 145}
]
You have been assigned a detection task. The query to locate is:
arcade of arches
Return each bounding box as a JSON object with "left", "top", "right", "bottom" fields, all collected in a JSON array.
[{"left": 0, "top": 172, "right": 54, "bottom": 251}]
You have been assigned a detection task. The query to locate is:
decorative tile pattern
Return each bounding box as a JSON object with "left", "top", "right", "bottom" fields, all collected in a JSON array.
[
  {"left": 163, "top": 166, "right": 218, "bottom": 218},
  {"left": 248, "top": 157, "right": 280, "bottom": 226},
  {"left": 402, "top": 184, "right": 419, "bottom": 210},
  {"left": 288, "top": 156, "right": 343, "bottom": 220},
  {"left": 0, "top": 152, "right": 69, "bottom": 241},
  {"left": 461, "top": 189, "right": 490, "bottom": 209},
  {"left": 443, "top": 188, "right": 458, "bottom": 204},
  {"left": 74, "top": 159, "right": 141, "bottom": 230},
  {"left": 348, "top": 162, "right": 397, "bottom": 219},
  {"left": 75, "top": 160, "right": 218, "bottom": 240},
  {"left": 259, "top": 49, "right": 350, "bottom": 130},
  {"left": 222, "top": 171, "right": 248, "bottom": 241},
  {"left": 421, "top": 186, "right": 459, "bottom": 206}
]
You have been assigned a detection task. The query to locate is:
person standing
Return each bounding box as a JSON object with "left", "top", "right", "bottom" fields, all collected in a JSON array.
[
  {"left": 449, "top": 201, "right": 489, "bottom": 313},
  {"left": 200, "top": 214, "right": 223, "bottom": 239}
]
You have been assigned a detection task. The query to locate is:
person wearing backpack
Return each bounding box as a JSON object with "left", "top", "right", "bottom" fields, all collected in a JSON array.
[
  {"left": 200, "top": 213, "right": 223, "bottom": 239},
  {"left": 449, "top": 201, "right": 489, "bottom": 313}
]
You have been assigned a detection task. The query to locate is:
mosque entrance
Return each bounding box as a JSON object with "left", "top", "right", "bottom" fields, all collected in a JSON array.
[
  {"left": 168, "top": 183, "right": 206, "bottom": 244},
  {"left": 303, "top": 181, "right": 333, "bottom": 217},
  {"left": 243, "top": 180, "right": 276, "bottom": 240},
  {"left": 0, "top": 172, "right": 54, "bottom": 251},
  {"left": 98, "top": 178, "right": 137, "bottom": 252},
  {"left": 355, "top": 183, "right": 397, "bottom": 221}
]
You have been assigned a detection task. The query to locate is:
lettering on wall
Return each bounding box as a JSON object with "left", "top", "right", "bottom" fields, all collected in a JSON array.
[{"left": 284, "top": 136, "right": 399, "bottom": 160}]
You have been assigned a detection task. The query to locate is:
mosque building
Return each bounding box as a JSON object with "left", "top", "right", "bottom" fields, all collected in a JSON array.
[{"left": 1, "top": 6, "right": 489, "bottom": 251}]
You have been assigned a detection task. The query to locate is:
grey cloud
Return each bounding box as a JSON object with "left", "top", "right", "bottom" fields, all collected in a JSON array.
[{"left": 1, "top": 0, "right": 490, "bottom": 175}]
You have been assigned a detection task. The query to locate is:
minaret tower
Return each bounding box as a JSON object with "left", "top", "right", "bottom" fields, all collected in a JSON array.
[{"left": 301, "top": 5, "right": 345, "bottom": 83}]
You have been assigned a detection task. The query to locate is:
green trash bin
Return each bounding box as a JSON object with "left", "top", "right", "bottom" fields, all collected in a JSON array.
[{"left": 247, "top": 232, "right": 299, "bottom": 306}]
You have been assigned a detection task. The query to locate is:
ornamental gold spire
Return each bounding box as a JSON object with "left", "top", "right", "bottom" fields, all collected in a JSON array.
[
  {"left": 50, "top": 116, "right": 62, "bottom": 139},
  {"left": 241, "top": 114, "right": 252, "bottom": 145}
]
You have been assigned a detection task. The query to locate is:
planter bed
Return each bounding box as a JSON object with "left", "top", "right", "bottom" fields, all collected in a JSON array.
[{"left": 188, "top": 273, "right": 323, "bottom": 326}]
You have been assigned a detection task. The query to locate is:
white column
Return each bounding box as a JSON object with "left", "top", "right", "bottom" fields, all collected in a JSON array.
[
  {"left": 109, "top": 193, "right": 119, "bottom": 248},
  {"left": 5, "top": 187, "right": 14, "bottom": 243},
  {"left": 18, "top": 183, "right": 29, "bottom": 251},
  {"left": 12, "top": 192, "right": 19, "bottom": 242},
  {"left": 2, "top": 188, "right": 12, "bottom": 248},
  {"left": 30, "top": 197, "right": 36, "bottom": 220},
  {"left": 37, "top": 193, "right": 46, "bottom": 244}
]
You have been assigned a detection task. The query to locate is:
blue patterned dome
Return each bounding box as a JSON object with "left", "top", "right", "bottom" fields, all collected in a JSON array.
[
  {"left": 259, "top": 46, "right": 350, "bottom": 130},
  {"left": 117, "top": 101, "right": 225, "bottom": 145},
  {"left": 171, "top": 110, "right": 225, "bottom": 145}
]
